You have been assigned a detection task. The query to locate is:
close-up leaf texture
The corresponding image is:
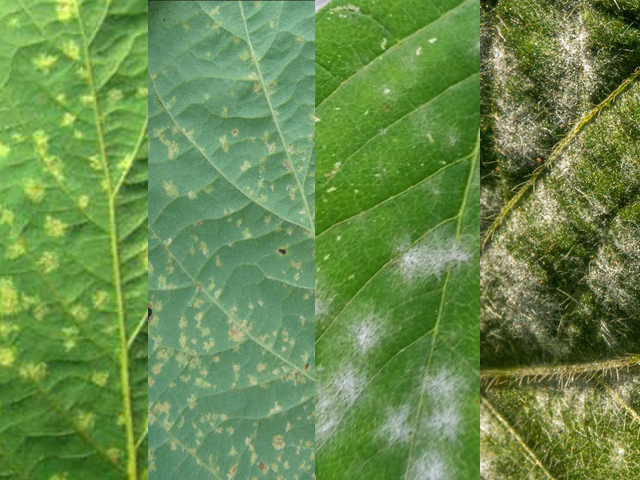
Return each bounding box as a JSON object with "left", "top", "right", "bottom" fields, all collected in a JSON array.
[
  {"left": 148, "top": 2, "right": 315, "bottom": 479},
  {"left": 315, "top": 0, "right": 480, "bottom": 479},
  {"left": 481, "top": 0, "right": 640, "bottom": 477},
  {"left": 0, "top": 0, "right": 148, "bottom": 479}
]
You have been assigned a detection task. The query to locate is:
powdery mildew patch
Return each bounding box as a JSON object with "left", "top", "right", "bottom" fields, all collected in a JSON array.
[
  {"left": 379, "top": 404, "right": 412, "bottom": 444},
  {"left": 316, "top": 365, "right": 367, "bottom": 446},
  {"left": 408, "top": 451, "right": 450, "bottom": 480},
  {"left": 399, "top": 240, "right": 468, "bottom": 283},
  {"left": 349, "top": 312, "right": 387, "bottom": 355}
]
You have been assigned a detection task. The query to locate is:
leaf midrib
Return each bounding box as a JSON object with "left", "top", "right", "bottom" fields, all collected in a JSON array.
[
  {"left": 72, "top": 1, "right": 139, "bottom": 478},
  {"left": 238, "top": 1, "right": 315, "bottom": 234}
]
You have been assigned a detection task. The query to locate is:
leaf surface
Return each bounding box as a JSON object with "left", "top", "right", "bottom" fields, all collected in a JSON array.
[
  {"left": 147, "top": 2, "right": 315, "bottom": 479},
  {"left": 315, "top": 0, "right": 480, "bottom": 478},
  {"left": 0, "top": 0, "right": 148, "bottom": 479},
  {"left": 481, "top": 0, "right": 640, "bottom": 477}
]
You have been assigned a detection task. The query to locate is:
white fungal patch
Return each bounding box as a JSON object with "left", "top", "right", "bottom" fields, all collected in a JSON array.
[
  {"left": 416, "top": 47, "right": 423, "bottom": 56},
  {"left": 379, "top": 404, "right": 412, "bottom": 444},
  {"left": 422, "top": 370, "right": 463, "bottom": 401},
  {"left": 409, "top": 451, "right": 450, "bottom": 480},
  {"left": 381, "top": 38, "right": 388, "bottom": 50},
  {"left": 399, "top": 239, "right": 468, "bottom": 282},
  {"left": 383, "top": 87, "right": 391, "bottom": 95},
  {"left": 349, "top": 314, "right": 385, "bottom": 354},
  {"left": 424, "top": 404, "right": 461, "bottom": 440},
  {"left": 316, "top": 365, "right": 367, "bottom": 445},
  {"left": 332, "top": 366, "right": 365, "bottom": 406}
]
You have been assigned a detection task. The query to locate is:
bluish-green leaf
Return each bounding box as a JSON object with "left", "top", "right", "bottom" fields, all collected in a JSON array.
[{"left": 148, "top": 2, "right": 314, "bottom": 479}]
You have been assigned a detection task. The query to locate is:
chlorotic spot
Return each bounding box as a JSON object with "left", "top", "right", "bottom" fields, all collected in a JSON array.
[
  {"left": 44, "top": 216, "right": 67, "bottom": 237},
  {"left": 34, "top": 54, "right": 59, "bottom": 74},
  {"left": 272, "top": 435, "right": 285, "bottom": 450},
  {"left": 61, "top": 41, "right": 80, "bottom": 61},
  {"left": 0, "top": 143, "right": 10, "bottom": 159},
  {"left": 75, "top": 411, "right": 96, "bottom": 432},
  {"left": 19, "top": 362, "right": 47, "bottom": 382},
  {"left": 37, "top": 251, "right": 60, "bottom": 274},
  {"left": 58, "top": 0, "right": 77, "bottom": 22},
  {"left": 0, "top": 347, "right": 16, "bottom": 367},
  {"left": 24, "top": 179, "right": 45, "bottom": 203},
  {"left": 0, "top": 278, "right": 21, "bottom": 315}
]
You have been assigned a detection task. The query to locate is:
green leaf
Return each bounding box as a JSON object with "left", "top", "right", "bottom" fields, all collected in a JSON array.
[
  {"left": 481, "top": 0, "right": 640, "bottom": 477},
  {"left": 147, "top": 2, "right": 314, "bottom": 479},
  {"left": 315, "top": 0, "right": 480, "bottom": 478},
  {"left": 0, "top": 0, "right": 148, "bottom": 479}
]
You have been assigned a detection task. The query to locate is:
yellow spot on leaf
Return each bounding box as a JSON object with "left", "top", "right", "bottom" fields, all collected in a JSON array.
[
  {"left": 44, "top": 216, "right": 67, "bottom": 237},
  {"left": 19, "top": 362, "right": 47, "bottom": 382},
  {"left": 58, "top": 0, "right": 76, "bottom": 22},
  {"left": 62, "top": 41, "right": 80, "bottom": 60},
  {"left": 24, "top": 179, "right": 45, "bottom": 203},
  {"left": 77, "top": 195, "right": 89, "bottom": 210},
  {"left": 272, "top": 435, "right": 285, "bottom": 451},
  {"left": 163, "top": 181, "right": 179, "bottom": 196},
  {"left": 91, "top": 371, "right": 109, "bottom": 387},
  {"left": 37, "top": 251, "right": 59, "bottom": 274},
  {"left": 70, "top": 304, "right": 88, "bottom": 322},
  {"left": 0, "top": 143, "right": 10, "bottom": 159},
  {"left": 229, "top": 325, "right": 245, "bottom": 343},
  {"left": 75, "top": 411, "right": 96, "bottom": 432},
  {"left": 93, "top": 290, "right": 109, "bottom": 309},
  {"left": 7, "top": 241, "right": 26, "bottom": 260},
  {"left": 108, "top": 89, "right": 123, "bottom": 102},
  {"left": 62, "top": 327, "right": 79, "bottom": 351},
  {"left": 34, "top": 54, "right": 58, "bottom": 73},
  {"left": 61, "top": 112, "right": 76, "bottom": 127},
  {"left": 219, "top": 136, "right": 229, "bottom": 153},
  {"left": 0, "top": 347, "right": 16, "bottom": 367},
  {"left": 0, "top": 278, "right": 21, "bottom": 315}
]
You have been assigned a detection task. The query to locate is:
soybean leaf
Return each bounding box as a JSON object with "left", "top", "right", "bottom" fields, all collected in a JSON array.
[
  {"left": 0, "top": 0, "right": 148, "bottom": 479},
  {"left": 481, "top": 0, "right": 640, "bottom": 477},
  {"left": 147, "top": 2, "right": 315, "bottom": 479},
  {"left": 315, "top": 0, "right": 480, "bottom": 479}
]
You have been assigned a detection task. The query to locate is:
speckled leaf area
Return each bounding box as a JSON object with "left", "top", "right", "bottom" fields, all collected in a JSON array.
[
  {"left": 148, "top": 2, "right": 314, "bottom": 480},
  {"left": 481, "top": 0, "right": 640, "bottom": 477},
  {"left": 482, "top": 361, "right": 640, "bottom": 479},
  {"left": 0, "top": 0, "right": 148, "bottom": 479},
  {"left": 316, "top": 0, "right": 480, "bottom": 479}
]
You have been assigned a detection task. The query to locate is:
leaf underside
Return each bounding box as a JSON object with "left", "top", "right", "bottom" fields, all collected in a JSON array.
[
  {"left": 481, "top": 0, "right": 640, "bottom": 477},
  {"left": 315, "top": 0, "right": 480, "bottom": 479},
  {"left": 148, "top": 2, "right": 314, "bottom": 479},
  {"left": 0, "top": 0, "right": 148, "bottom": 479}
]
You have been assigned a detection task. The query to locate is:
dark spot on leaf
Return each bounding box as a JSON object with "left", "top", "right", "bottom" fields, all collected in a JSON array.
[
  {"left": 278, "top": 248, "right": 287, "bottom": 255},
  {"left": 148, "top": 303, "right": 153, "bottom": 323},
  {"left": 259, "top": 462, "right": 265, "bottom": 470}
]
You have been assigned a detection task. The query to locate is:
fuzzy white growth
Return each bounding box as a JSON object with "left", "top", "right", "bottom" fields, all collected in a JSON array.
[
  {"left": 316, "top": 366, "right": 367, "bottom": 446},
  {"left": 349, "top": 314, "right": 386, "bottom": 355},
  {"left": 380, "top": 404, "right": 412, "bottom": 444},
  {"left": 425, "top": 404, "right": 461, "bottom": 441},
  {"left": 408, "top": 451, "right": 450, "bottom": 480},
  {"left": 491, "top": 40, "right": 544, "bottom": 171},
  {"left": 422, "top": 370, "right": 463, "bottom": 401},
  {"left": 400, "top": 241, "right": 468, "bottom": 282},
  {"left": 333, "top": 367, "right": 366, "bottom": 406}
]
